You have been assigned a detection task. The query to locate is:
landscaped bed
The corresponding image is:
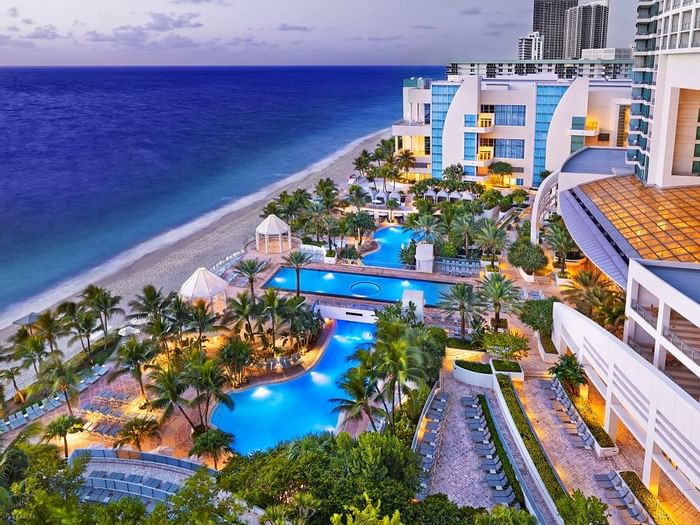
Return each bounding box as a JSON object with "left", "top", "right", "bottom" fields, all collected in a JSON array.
[
  {"left": 620, "top": 471, "right": 677, "bottom": 525},
  {"left": 455, "top": 360, "right": 491, "bottom": 374},
  {"left": 568, "top": 393, "right": 615, "bottom": 448},
  {"left": 492, "top": 360, "right": 521, "bottom": 373},
  {"left": 447, "top": 338, "right": 483, "bottom": 351}
]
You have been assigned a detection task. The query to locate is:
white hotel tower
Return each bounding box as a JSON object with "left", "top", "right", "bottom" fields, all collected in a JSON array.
[{"left": 530, "top": 0, "right": 700, "bottom": 519}]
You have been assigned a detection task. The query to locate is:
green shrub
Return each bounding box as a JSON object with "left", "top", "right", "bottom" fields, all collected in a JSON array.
[
  {"left": 496, "top": 375, "right": 569, "bottom": 511},
  {"left": 492, "top": 360, "right": 521, "bottom": 373},
  {"left": 569, "top": 394, "right": 615, "bottom": 448},
  {"left": 325, "top": 249, "right": 336, "bottom": 257},
  {"left": 446, "top": 338, "right": 483, "bottom": 351},
  {"left": 540, "top": 331, "right": 558, "bottom": 354},
  {"left": 620, "top": 471, "right": 677, "bottom": 525},
  {"left": 477, "top": 395, "right": 525, "bottom": 508},
  {"left": 455, "top": 361, "right": 491, "bottom": 374},
  {"left": 518, "top": 298, "right": 558, "bottom": 334}
]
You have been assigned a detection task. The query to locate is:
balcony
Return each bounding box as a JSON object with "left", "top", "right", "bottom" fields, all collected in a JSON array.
[
  {"left": 392, "top": 119, "right": 430, "bottom": 136},
  {"left": 464, "top": 113, "right": 494, "bottom": 133},
  {"left": 663, "top": 320, "right": 700, "bottom": 366},
  {"left": 631, "top": 300, "right": 658, "bottom": 327},
  {"left": 464, "top": 147, "right": 493, "bottom": 168},
  {"left": 568, "top": 118, "right": 600, "bottom": 137}
]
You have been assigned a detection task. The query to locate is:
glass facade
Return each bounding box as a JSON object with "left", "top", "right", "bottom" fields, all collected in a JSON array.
[
  {"left": 494, "top": 105, "right": 526, "bottom": 126},
  {"left": 570, "top": 135, "right": 585, "bottom": 153},
  {"left": 464, "top": 114, "right": 477, "bottom": 127},
  {"left": 533, "top": 84, "right": 568, "bottom": 186},
  {"left": 431, "top": 84, "right": 460, "bottom": 179},
  {"left": 494, "top": 138, "right": 525, "bottom": 159},
  {"left": 571, "top": 116, "right": 586, "bottom": 130},
  {"left": 464, "top": 133, "right": 477, "bottom": 161}
]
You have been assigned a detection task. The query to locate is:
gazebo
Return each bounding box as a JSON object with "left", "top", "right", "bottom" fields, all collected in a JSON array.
[
  {"left": 256, "top": 214, "right": 292, "bottom": 254},
  {"left": 179, "top": 267, "right": 229, "bottom": 313}
]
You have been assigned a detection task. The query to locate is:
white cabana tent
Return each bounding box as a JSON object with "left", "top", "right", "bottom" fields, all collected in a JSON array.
[
  {"left": 461, "top": 192, "right": 474, "bottom": 201},
  {"left": 424, "top": 189, "right": 436, "bottom": 201},
  {"left": 256, "top": 214, "right": 292, "bottom": 254},
  {"left": 179, "top": 267, "right": 229, "bottom": 313},
  {"left": 448, "top": 191, "right": 462, "bottom": 201},
  {"left": 436, "top": 189, "right": 449, "bottom": 202},
  {"left": 388, "top": 191, "right": 401, "bottom": 203}
]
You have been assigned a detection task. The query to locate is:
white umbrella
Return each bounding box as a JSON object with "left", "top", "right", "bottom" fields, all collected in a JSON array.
[{"left": 118, "top": 326, "right": 141, "bottom": 337}]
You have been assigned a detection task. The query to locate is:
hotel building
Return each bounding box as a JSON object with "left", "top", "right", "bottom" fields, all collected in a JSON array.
[
  {"left": 529, "top": 0, "right": 700, "bottom": 517},
  {"left": 392, "top": 75, "right": 631, "bottom": 187},
  {"left": 446, "top": 58, "right": 633, "bottom": 80},
  {"left": 564, "top": 0, "right": 609, "bottom": 59},
  {"left": 518, "top": 32, "right": 545, "bottom": 61},
  {"left": 533, "top": 0, "right": 579, "bottom": 59}
]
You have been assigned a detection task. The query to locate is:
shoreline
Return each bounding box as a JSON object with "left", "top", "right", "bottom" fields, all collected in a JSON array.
[{"left": 0, "top": 129, "right": 390, "bottom": 336}]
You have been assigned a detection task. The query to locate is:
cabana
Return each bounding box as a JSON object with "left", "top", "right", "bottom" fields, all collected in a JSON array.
[
  {"left": 13, "top": 312, "right": 39, "bottom": 335},
  {"left": 373, "top": 191, "right": 388, "bottom": 204},
  {"left": 461, "top": 191, "right": 474, "bottom": 201},
  {"left": 436, "top": 189, "right": 450, "bottom": 202},
  {"left": 179, "top": 267, "right": 229, "bottom": 313},
  {"left": 255, "top": 214, "right": 292, "bottom": 254},
  {"left": 424, "top": 189, "right": 437, "bottom": 201},
  {"left": 448, "top": 191, "right": 462, "bottom": 201},
  {"left": 388, "top": 191, "right": 402, "bottom": 203}
]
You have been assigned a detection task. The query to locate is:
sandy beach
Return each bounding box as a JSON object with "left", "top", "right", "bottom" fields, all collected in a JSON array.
[{"left": 0, "top": 129, "right": 389, "bottom": 340}]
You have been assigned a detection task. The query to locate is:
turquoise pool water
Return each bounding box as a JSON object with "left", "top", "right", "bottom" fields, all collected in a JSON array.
[
  {"left": 210, "top": 320, "right": 375, "bottom": 454},
  {"left": 265, "top": 267, "right": 452, "bottom": 306},
  {"left": 362, "top": 226, "right": 415, "bottom": 269}
]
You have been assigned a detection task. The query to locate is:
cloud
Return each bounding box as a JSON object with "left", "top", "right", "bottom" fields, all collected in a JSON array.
[
  {"left": 152, "top": 33, "right": 199, "bottom": 48},
  {"left": 6, "top": 7, "right": 18, "bottom": 17},
  {"left": 21, "top": 18, "right": 34, "bottom": 25},
  {"left": 367, "top": 35, "right": 402, "bottom": 42},
  {"left": 6, "top": 25, "right": 18, "bottom": 32},
  {"left": 225, "top": 35, "right": 273, "bottom": 48},
  {"left": 85, "top": 26, "right": 149, "bottom": 46},
  {"left": 459, "top": 7, "right": 482, "bottom": 15},
  {"left": 277, "top": 23, "right": 313, "bottom": 32},
  {"left": 0, "top": 33, "right": 36, "bottom": 48},
  {"left": 24, "top": 24, "right": 64, "bottom": 40},
  {"left": 170, "top": 0, "right": 229, "bottom": 4},
  {"left": 145, "top": 12, "right": 202, "bottom": 31},
  {"left": 412, "top": 24, "right": 435, "bottom": 30}
]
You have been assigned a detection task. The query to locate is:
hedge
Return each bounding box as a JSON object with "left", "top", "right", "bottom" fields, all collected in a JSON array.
[
  {"left": 455, "top": 360, "right": 492, "bottom": 374},
  {"left": 496, "top": 375, "right": 569, "bottom": 513},
  {"left": 477, "top": 394, "right": 525, "bottom": 508},
  {"left": 492, "top": 360, "right": 521, "bottom": 373},
  {"left": 620, "top": 471, "right": 677, "bottom": 525},
  {"left": 540, "top": 331, "right": 558, "bottom": 354},
  {"left": 569, "top": 394, "right": 615, "bottom": 448},
  {"left": 447, "top": 338, "right": 483, "bottom": 351}
]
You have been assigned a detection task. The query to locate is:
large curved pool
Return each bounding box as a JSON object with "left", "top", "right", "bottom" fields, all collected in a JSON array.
[
  {"left": 210, "top": 320, "right": 376, "bottom": 454},
  {"left": 361, "top": 225, "right": 415, "bottom": 269}
]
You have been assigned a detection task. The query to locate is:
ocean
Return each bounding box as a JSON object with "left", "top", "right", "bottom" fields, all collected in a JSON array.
[{"left": 0, "top": 66, "right": 441, "bottom": 320}]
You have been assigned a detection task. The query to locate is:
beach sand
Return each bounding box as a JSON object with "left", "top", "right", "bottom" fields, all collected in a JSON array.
[{"left": 0, "top": 129, "right": 389, "bottom": 340}]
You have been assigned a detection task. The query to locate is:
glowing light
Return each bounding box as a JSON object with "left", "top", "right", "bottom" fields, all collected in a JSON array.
[
  {"left": 251, "top": 386, "right": 273, "bottom": 400},
  {"left": 274, "top": 277, "right": 286, "bottom": 283},
  {"left": 310, "top": 371, "right": 331, "bottom": 386},
  {"left": 362, "top": 331, "right": 373, "bottom": 340},
  {"left": 401, "top": 280, "right": 411, "bottom": 287},
  {"left": 334, "top": 335, "right": 350, "bottom": 344},
  {"left": 323, "top": 273, "right": 335, "bottom": 280}
]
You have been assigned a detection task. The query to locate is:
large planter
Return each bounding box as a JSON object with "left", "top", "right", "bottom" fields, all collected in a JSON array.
[
  {"left": 594, "top": 441, "right": 620, "bottom": 459},
  {"left": 483, "top": 267, "right": 500, "bottom": 278},
  {"left": 323, "top": 255, "right": 337, "bottom": 265},
  {"left": 453, "top": 361, "right": 493, "bottom": 388},
  {"left": 490, "top": 359, "right": 524, "bottom": 382},
  {"left": 535, "top": 331, "right": 560, "bottom": 364},
  {"left": 554, "top": 273, "right": 573, "bottom": 288},
  {"left": 519, "top": 267, "right": 536, "bottom": 283}
]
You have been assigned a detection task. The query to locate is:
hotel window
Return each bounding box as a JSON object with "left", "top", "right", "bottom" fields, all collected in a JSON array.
[
  {"left": 696, "top": 127, "right": 700, "bottom": 140},
  {"left": 397, "top": 137, "right": 403, "bottom": 150},
  {"left": 516, "top": 178, "right": 524, "bottom": 186},
  {"left": 692, "top": 161, "right": 700, "bottom": 174},
  {"left": 695, "top": 144, "right": 700, "bottom": 157},
  {"left": 424, "top": 136, "right": 431, "bottom": 155},
  {"left": 464, "top": 114, "right": 477, "bottom": 127},
  {"left": 571, "top": 116, "right": 586, "bottom": 130},
  {"left": 570, "top": 136, "right": 585, "bottom": 154},
  {"left": 424, "top": 104, "right": 431, "bottom": 124},
  {"left": 464, "top": 133, "right": 477, "bottom": 161},
  {"left": 493, "top": 139, "right": 525, "bottom": 159},
  {"left": 494, "top": 105, "right": 526, "bottom": 126}
]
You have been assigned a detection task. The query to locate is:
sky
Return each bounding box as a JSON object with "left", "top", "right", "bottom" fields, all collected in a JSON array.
[{"left": 0, "top": 0, "right": 638, "bottom": 66}]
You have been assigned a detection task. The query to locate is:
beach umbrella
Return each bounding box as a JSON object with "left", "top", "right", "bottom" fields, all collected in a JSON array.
[
  {"left": 118, "top": 326, "right": 140, "bottom": 337},
  {"left": 13, "top": 312, "right": 40, "bottom": 335}
]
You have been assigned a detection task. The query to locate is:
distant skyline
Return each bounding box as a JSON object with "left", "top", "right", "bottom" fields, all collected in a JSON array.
[{"left": 0, "top": 0, "right": 637, "bottom": 66}]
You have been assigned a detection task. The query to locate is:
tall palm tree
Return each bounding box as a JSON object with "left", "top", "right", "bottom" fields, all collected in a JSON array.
[
  {"left": 410, "top": 214, "right": 441, "bottom": 244},
  {"left": 33, "top": 310, "right": 66, "bottom": 354},
  {"left": 109, "top": 337, "right": 158, "bottom": 402},
  {"left": 82, "top": 285, "right": 124, "bottom": 339},
  {"left": 438, "top": 283, "right": 481, "bottom": 340},
  {"left": 261, "top": 289, "right": 288, "bottom": 352},
  {"left": 15, "top": 335, "right": 50, "bottom": 377},
  {"left": 475, "top": 219, "right": 506, "bottom": 268},
  {"left": 128, "top": 284, "right": 170, "bottom": 322},
  {"left": 236, "top": 258, "right": 267, "bottom": 304},
  {"left": 304, "top": 201, "right": 328, "bottom": 242},
  {"left": 216, "top": 336, "right": 253, "bottom": 387},
  {"left": 42, "top": 415, "right": 83, "bottom": 458},
  {"left": 283, "top": 251, "right": 313, "bottom": 297},
  {"left": 478, "top": 273, "right": 521, "bottom": 333},
  {"left": 189, "top": 300, "right": 222, "bottom": 350},
  {"left": 395, "top": 149, "right": 416, "bottom": 185},
  {"left": 225, "top": 292, "right": 259, "bottom": 342},
  {"left": 451, "top": 214, "right": 481, "bottom": 255},
  {"left": 548, "top": 355, "right": 587, "bottom": 396},
  {"left": 545, "top": 223, "right": 575, "bottom": 277},
  {"left": 562, "top": 269, "right": 610, "bottom": 317},
  {"left": 322, "top": 214, "right": 339, "bottom": 251},
  {"left": 147, "top": 365, "right": 197, "bottom": 431},
  {"left": 0, "top": 366, "right": 26, "bottom": 403},
  {"left": 315, "top": 177, "right": 340, "bottom": 212},
  {"left": 144, "top": 314, "right": 173, "bottom": 356},
  {"left": 66, "top": 307, "right": 98, "bottom": 365},
  {"left": 166, "top": 294, "right": 193, "bottom": 347},
  {"left": 39, "top": 357, "right": 81, "bottom": 416},
  {"left": 189, "top": 428, "right": 233, "bottom": 470},
  {"left": 353, "top": 149, "right": 372, "bottom": 180},
  {"left": 331, "top": 367, "right": 382, "bottom": 432},
  {"left": 386, "top": 198, "right": 400, "bottom": 222},
  {"left": 346, "top": 211, "right": 376, "bottom": 246},
  {"left": 114, "top": 417, "right": 161, "bottom": 451},
  {"left": 184, "top": 357, "right": 234, "bottom": 429},
  {"left": 346, "top": 184, "right": 367, "bottom": 212}
]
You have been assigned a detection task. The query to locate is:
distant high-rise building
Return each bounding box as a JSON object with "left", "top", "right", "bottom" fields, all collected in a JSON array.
[
  {"left": 564, "top": 0, "right": 609, "bottom": 59},
  {"left": 518, "top": 32, "right": 544, "bottom": 60},
  {"left": 533, "top": 0, "right": 578, "bottom": 59}
]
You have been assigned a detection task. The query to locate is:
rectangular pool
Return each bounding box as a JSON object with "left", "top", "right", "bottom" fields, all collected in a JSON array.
[{"left": 265, "top": 267, "right": 452, "bottom": 306}]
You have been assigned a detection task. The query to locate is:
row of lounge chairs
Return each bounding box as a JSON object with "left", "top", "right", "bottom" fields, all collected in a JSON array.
[
  {"left": 79, "top": 470, "right": 181, "bottom": 513},
  {"left": 258, "top": 353, "right": 303, "bottom": 372},
  {"left": 416, "top": 391, "right": 451, "bottom": 501},
  {"left": 545, "top": 379, "right": 596, "bottom": 450},
  {"left": 463, "top": 395, "right": 517, "bottom": 507},
  {"left": 594, "top": 471, "right": 651, "bottom": 525},
  {"left": 94, "top": 389, "right": 134, "bottom": 405},
  {"left": 435, "top": 258, "right": 481, "bottom": 277},
  {"left": 79, "top": 401, "right": 126, "bottom": 421},
  {"left": 83, "top": 419, "right": 124, "bottom": 438}
]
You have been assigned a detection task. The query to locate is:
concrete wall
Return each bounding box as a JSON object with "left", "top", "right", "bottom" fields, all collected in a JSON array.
[{"left": 315, "top": 304, "right": 377, "bottom": 324}]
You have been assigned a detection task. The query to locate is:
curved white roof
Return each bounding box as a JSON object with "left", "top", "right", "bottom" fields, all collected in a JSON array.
[
  {"left": 179, "top": 267, "right": 229, "bottom": 301},
  {"left": 388, "top": 191, "right": 401, "bottom": 201},
  {"left": 256, "top": 214, "right": 290, "bottom": 236},
  {"left": 424, "top": 189, "right": 436, "bottom": 197},
  {"left": 436, "top": 189, "right": 449, "bottom": 198}
]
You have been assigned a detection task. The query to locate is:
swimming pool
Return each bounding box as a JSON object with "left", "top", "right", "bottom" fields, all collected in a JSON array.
[
  {"left": 362, "top": 226, "right": 415, "bottom": 269},
  {"left": 210, "top": 320, "right": 375, "bottom": 454},
  {"left": 265, "top": 267, "right": 452, "bottom": 306}
]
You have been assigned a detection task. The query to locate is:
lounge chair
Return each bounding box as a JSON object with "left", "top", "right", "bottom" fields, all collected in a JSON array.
[
  {"left": 493, "top": 492, "right": 516, "bottom": 505},
  {"left": 487, "top": 478, "right": 509, "bottom": 490},
  {"left": 485, "top": 472, "right": 507, "bottom": 483}
]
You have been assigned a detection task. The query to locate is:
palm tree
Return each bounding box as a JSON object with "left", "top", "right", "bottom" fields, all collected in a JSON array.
[
  {"left": 331, "top": 367, "right": 382, "bottom": 432},
  {"left": 189, "top": 428, "right": 233, "bottom": 470},
  {"left": 128, "top": 284, "right": 170, "bottom": 322},
  {"left": 225, "top": 292, "right": 259, "bottom": 342},
  {"left": 475, "top": 219, "right": 506, "bottom": 268},
  {"left": 33, "top": 310, "right": 66, "bottom": 354},
  {"left": 166, "top": 294, "right": 193, "bottom": 347},
  {"left": 562, "top": 270, "right": 610, "bottom": 317},
  {"left": 283, "top": 251, "right": 313, "bottom": 297},
  {"left": 39, "top": 357, "right": 81, "bottom": 416},
  {"left": 82, "top": 285, "right": 124, "bottom": 339},
  {"left": 43, "top": 415, "right": 83, "bottom": 458},
  {"left": 451, "top": 214, "right": 481, "bottom": 255},
  {"left": 216, "top": 336, "right": 253, "bottom": 387},
  {"left": 478, "top": 273, "right": 521, "bottom": 333},
  {"left": 189, "top": 300, "right": 222, "bottom": 350},
  {"left": 346, "top": 211, "right": 376, "bottom": 246},
  {"left": 109, "top": 337, "right": 158, "bottom": 402},
  {"left": 15, "top": 335, "right": 49, "bottom": 377},
  {"left": 0, "top": 366, "right": 25, "bottom": 403},
  {"left": 386, "top": 198, "right": 400, "bottom": 222},
  {"left": 236, "top": 258, "right": 267, "bottom": 304},
  {"left": 475, "top": 505, "right": 536, "bottom": 525},
  {"left": 184, "top": 357, "right": 234, "bottom": 429},
  {"left": 261, "top": 289, "right": 288, "bottom": 352},
  {"left": 438, "top": 283, "right": 481, "bottom": 340},
  {"left": 147, "top": 365, "right": 197, "bottom": 431},
  {"left": 395, "top": 149, "right": 416, "bottom": 185},
  {"left": 346, "top": 184, "right": 367, "bottom": 212},
  {"left": 66, "top": 307, "right": 98, "bottom": 364},
  {"left": 545, "top": 223, "right": 575, "bottom": 277},
  {"left": 315, "top": 177, "right": 339, "bottom": 212},
  {"left": 549, "top": 355, "right": 587, "bottom": 396},
  {"left": 114, "top": 417, "right": 161, "bottom": 451},
  {"left": 322, "top": 214, "right": 339, "bottom": 251},
  {"left": 353, "top": 149, "right": 372, "bottom": 180},
  {"left": 145, "top": 314, "right": 173, "bottom": 356},
  {"left": 410, "top": 214, "right": 441, "bottom": 244}
]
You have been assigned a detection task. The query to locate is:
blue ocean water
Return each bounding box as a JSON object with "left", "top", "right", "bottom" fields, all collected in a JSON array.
[{"left": 0, "top": 66, "right": 441, "bottom": 316}]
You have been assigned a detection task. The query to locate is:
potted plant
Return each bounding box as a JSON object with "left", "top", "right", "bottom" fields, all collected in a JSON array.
[
  {"left": 518, "top": 298, "right": 560, "bottom": 362},
  {"left": 507, "top": 239, "right": 547, "bottom": 283},
  {"left": 324, "top": 248, "right": 337, "bottom": 264},
  {"left": 484, "top": 330, "right": 528, "bottom": 381},
  {"left": 544, "top": 223, "right": 575, "bottom": 288}
]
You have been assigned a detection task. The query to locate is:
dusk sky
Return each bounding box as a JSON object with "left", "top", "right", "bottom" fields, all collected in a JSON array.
[{"left": 1, "top": 0, "right": 638, "bottom": 65}]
